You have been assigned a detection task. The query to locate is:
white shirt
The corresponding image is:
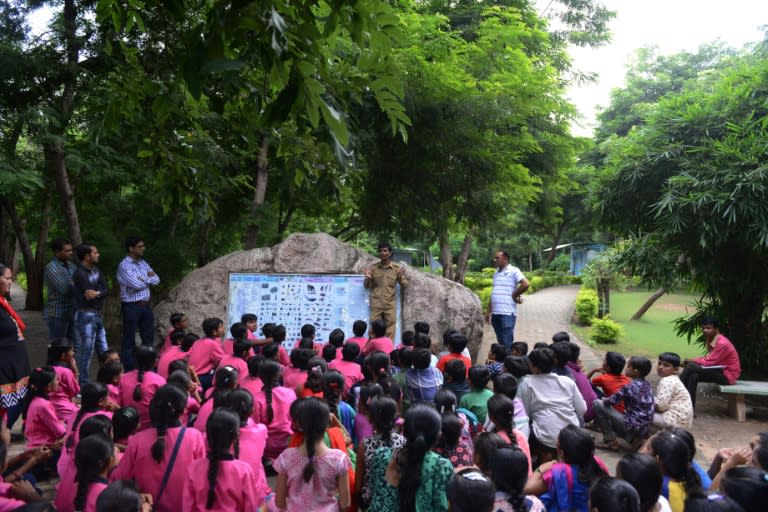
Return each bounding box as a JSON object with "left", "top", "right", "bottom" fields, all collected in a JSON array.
[
  {"left": 518, "top": 373, "right": 586, "bottom": 448},
  {"left": 491, "top": 264, "right": 525, "bottom": 316}
]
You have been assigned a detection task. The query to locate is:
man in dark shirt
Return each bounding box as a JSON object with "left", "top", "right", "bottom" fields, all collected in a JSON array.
[{"left": 73, "top": 243, "right": 109, "bottom": 384}]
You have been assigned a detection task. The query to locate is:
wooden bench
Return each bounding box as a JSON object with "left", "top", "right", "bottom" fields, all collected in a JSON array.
[{"left": 718, "top": 380, "right": 768, "bottom": 422}]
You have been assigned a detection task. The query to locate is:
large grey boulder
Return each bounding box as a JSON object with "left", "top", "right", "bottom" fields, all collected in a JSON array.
[{"left": 154, "top": 233, "right": 484, "bottom": 358}]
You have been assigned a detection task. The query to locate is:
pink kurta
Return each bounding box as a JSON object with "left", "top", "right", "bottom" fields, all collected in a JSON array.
[
  {"left": 187, "top": 338, "right": 225, "bottom": 375},
  {"left": 271, "top": 447, "right": 350, "bottom": 512},
  {"left": 363, "top": 336, "right": 394, "bottom": 355},
  {"left": 50, "top": 365, "right": 79, "bottom": 422},
  {"left": 346, "top": 336, "right": 367, "bottom": 351},
  {"left": 106, "top": 383, "right": 122, "bottom": 407},
  {"left": 57, "top": 410, "right": 114, "bottom": 478},
  {"left": 158, "top": 345, "right": 187, "bottom": 379},
  {"left": 24, "top": 397, "right": 66, "bottom": 449},
  {"left": 112, "top": 426, "right": 206, "bottom": 512},
  {"left": 217, "top": 355, "right": 249, "bottom": 385},
  {"left": 182, "top": 457, "right": 261, "bottom": 512},
  {"left": 54, "top": 477, "right": 108, "bottom": 512},
  {"left": 328, "top": 359, "right": 364, "bottom": 395},
  {"left": 119, "top": 370, "right": 166, "bottom": 431},
  {"left": 240, "top": 376, "right": 263, "bottom": 398},
  {"left": 253, "top": 386, "right": 296, "bottom": 460},
  {"left": 194, "top": 399, "right": 215, "bottom": 433},
  {"left": 239, "top": 422, "right": 271, "bottom": 505},
  {"left": 282, "top": 367, "right": 307, "bottom": 392}
]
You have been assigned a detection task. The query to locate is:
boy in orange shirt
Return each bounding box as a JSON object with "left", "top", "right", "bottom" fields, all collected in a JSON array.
[
  {"left": 437, "top": 333, "right": 472, "bottom": 377},
  {"left": 588, "top": 351, "right": 630, "bottom": 413}
]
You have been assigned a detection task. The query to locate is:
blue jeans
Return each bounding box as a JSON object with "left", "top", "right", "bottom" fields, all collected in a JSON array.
[
  {"left": 491, "top": 313, "right": 517, "bottom": 349},
  {"left": 121, "top": 302, "right": 155, "bottom": 371},
  {"left": 47, "top": 315, "right": 78, "bottom": 343},
  {"left": 75, "top": 311, "right": 108, "bottom": 385}
]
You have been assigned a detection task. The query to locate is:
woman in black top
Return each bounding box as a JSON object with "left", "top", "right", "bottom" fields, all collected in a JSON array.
[{"left": 0, "top": 263, "right": 31, "bottom": 428}]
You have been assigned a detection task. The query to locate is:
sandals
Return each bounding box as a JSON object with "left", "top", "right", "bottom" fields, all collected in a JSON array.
[{"left": 594, "top": 439, "right": 621, "bottom": 452}]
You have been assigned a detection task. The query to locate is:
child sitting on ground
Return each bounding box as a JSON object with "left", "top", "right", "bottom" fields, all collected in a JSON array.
[
  {"left": 510, "top": 341, "right": 529, "bottom": 357},
  {"left": 459, "top": 366, "right": 494, "bottom": 424},
  {"left": 485, "top": 343, "right": 507, "bottom": 376},
  {"left": 593, "top": 356, "right": 654, "bottom": 452},
  {"left": 654, "top": 352, "right": 694, "bottom": 429},
  {"left": 442, "top": 360, "right": 470, "bottom": 404},
  {"left": 405, "top": 348, "right": 443, "bottom": 403},
  {"left": 329, "top": 343, "right": 364, "bottom": 398},
  {"left": 589, "top": 351, "right": 631, "bottom": 402},
  {"left": 363, "top": 320, "right": 393, "bottom": 356},
  {"left": 437, "top": 333, "right": 472, "bottom": 377},
  {"left": 564, "top": 341, "right": 598, "bottom": 424}
]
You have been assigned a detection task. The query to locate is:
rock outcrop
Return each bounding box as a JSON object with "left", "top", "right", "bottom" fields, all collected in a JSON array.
[{"left": 154, "top": 233, "right": 484, "bottom": 358}]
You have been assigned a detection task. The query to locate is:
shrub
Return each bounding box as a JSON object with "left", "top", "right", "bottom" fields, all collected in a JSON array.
[
  {"left": 575, "top": 288, "right": 599, "bottom": 325},
  {"left": 590, "top": 317, "right": 624, "bottom": 344},
  {"left": 477, "top": 287, "right": 492, "bottom": 310}
]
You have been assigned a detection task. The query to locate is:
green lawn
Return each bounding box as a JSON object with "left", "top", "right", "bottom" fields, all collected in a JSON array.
[{"left": 574, "top": 290, "right": 705, "bottom": 360}]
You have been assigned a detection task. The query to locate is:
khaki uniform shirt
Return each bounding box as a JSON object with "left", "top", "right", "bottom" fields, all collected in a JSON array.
[{"left": 364, "top": 261, "right": 408, "bottom": 310}]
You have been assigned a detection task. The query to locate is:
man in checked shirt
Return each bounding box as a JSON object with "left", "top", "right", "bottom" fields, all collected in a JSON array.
[{"left": 116, "top": 236, "right": 160, "bottom": 370}]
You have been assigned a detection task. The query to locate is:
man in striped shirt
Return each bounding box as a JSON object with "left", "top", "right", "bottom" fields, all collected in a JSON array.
[
  {"left": 485, "top": 250, "right": 529, "bottom": 350},
  {"left": 116, "top": 236, "right": 160, "bottom": 370}
]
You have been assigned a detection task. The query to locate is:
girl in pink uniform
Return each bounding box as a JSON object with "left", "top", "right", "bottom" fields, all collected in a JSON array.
[
  {"left": 221, "top": 322, "right": 255, "bottom": 359},
  {"left": 96, "top": 360, "right": 124, "bottom": 408},
  {"left": 240, "top": 356, "right": 263, "bottom": 399},
  {"left": 55, "top": 434, "right": 114, "bottom": 512},
  {"left": 166, "top": 370, "right": 200, "bottom": 426},
  {"left": 187, "top": 318, "right": 226, "bottom": 391},
  {"left": 182, "top": 409, "right": 261, "bottom": 512},
  {"left": 119, "top": 346, "right": 165, "bottom": 431},
  {"left": 228, "top": 389, "right": 271, "bottom": 506},
  {"left": 283, "top": 348, "right": 312, "bottom": 391},
  {"left": 268, "top": 397, "right": 351, "bottom": 512},
  {"left": 23, "top": 367, "right": 66, "bottom": 452},
  {"left": 57, "top": 382, "right": 111, "bottom": 478},
  {"left": 112, "top": 385, "right": 206, "bottom": 512},
  {"left": 254, "top": 359, "right": 296, "bottom": 461},
  {"left": 217, "top": 339, "right": 250, "bottom": 386},
  {"left": 157, "top": 329, "right": 187, "bottom": 379},
  {"left": 194, "top": 366, "right": 238, "bottom": 433},
  {"left": 46, "top": 337, "right": 79, "bottom": 422}
]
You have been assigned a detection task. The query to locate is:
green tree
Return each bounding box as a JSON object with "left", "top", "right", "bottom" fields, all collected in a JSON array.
[{"left": 593, "top": 44, "right": 768, "bottom": 372}]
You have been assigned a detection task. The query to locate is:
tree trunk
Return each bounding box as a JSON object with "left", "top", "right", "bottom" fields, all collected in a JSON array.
[
  {"left": 631, "top": 287, "right": 667, "bottom": 320},
  {"left": 439, "top": 228, "right": 453, "bottom": 280},
  {"left": 0, "top": 212, "right": 16, "bottom": 268},
  {"left": 544, "top": 223, "right": 565, "bottom": 266},
  {"left": 196, "top": 219, "right": 213, "bottom": 268},
  {"left": 275, "top": 205, "right": 296, "bottom": 243},
  {"left": 243, "top": 137, "right": 270, "bottom": 250},
  {"left": 47, "top": 0, "right": 82, "bottom": 246},
  {"left": 453, "top": 233, "right": 473, "bottom": 284},
  {"left": 0, "top": 198, "right": 43, "bottom": 310}
]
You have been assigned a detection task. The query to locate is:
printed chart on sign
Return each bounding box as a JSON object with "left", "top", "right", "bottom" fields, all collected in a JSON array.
[{"left": 227, "top": 273, "right": 401, "bottom": 351}]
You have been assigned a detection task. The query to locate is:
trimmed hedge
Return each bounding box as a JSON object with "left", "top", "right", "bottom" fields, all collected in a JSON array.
[
  {"left": 575, "top": 288, "right": 599, "bottom": 325},
  {"left": 590, "top": 317, "right": 624, "bottom": 344}
]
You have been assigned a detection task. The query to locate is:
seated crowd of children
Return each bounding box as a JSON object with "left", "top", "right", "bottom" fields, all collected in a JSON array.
[{"left": 1, "top": 315, "right": 766, "bottom": 512}]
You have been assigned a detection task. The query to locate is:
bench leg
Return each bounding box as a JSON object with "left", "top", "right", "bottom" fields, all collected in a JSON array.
[{"left": 728, "top": 394, "right": 746, "bottom": 422}]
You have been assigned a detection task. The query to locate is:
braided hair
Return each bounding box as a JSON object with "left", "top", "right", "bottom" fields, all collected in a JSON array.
[
  {"left": 66, "top": 382, "right": 108, "bottom": 451},
  {"left": 397, "top": 404, "right": 442, "bottom": 512},
  {"left": 96, "top": 360, "right": 124, "bottom": 386},
  {"left": 204, "top": 409, "right": 240, "bottom": 509},
  {"left": 305, "top": 357, "right": 327, "bottom": 394},
  {"left": 74, "top": 434, "right": 114, "bottom": 511},
  {"left": 149, "top": 385, "right": 187, "bottom": 463},
  {"left": 206, "top": 366, "right": 239, "bottom": 406},
  {"left": 22, "top": 366, "right": 56, "bottom": 419},
  {"left": 132, "top": 345, "right": 158, "bottom": 401},
  {"left": 227, "top": 388, "right": 254, "bottom": 459},
  {"left": 651, "top": 429, "right": 704, "bottom": 500},
  {"left": 322, "top": 370, "right": 345, "bottom": 417},
  {"left": 364, "top": 351, "right": 391, "bottom": 396},
  {"left": 559, "top": 424, "right": 608, "bottom": 485},
  {"left": 368, "top": 397, "right": 398, "bottom": 446},
  {"left": 296, "top": 398, "right": 330, "bottom": 482},
  {"left": 78, "top": 414, "right": 113, "bottom": 442},
  {"left": 46, "top": 337, "right": 74, "bottom": 366},
  {"left": 488, "top": 446, "right": 529, "bottom": 512},
  {"left": 258, "top": 359, "right": 282, "bottom": 424},
  {"left": 486, "top": 394, "right": 518, "bottom": 447}
]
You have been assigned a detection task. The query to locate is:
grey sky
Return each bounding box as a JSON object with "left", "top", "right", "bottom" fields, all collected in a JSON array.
[{"left": 557, "top": 0, "right": 768, "bottom": 136}]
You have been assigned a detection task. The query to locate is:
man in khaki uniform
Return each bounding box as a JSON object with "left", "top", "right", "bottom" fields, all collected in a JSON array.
[{"left": 363, "top": 242, "right": 407, "bottom": 340}]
